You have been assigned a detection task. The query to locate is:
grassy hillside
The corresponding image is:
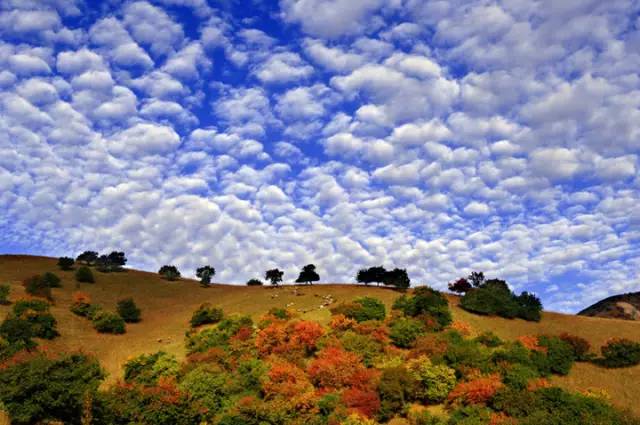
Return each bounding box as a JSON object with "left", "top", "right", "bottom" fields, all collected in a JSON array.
[{"left": 1, "top": 255, "right": 640, "bottom": 415}]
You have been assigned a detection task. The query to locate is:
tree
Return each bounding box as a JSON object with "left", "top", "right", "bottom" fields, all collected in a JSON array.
[
  {"left": 449, "top": 278, "right": 472, "bottom": 294},
  {"left": 75, "top": 266, "right": 95, "bottom": 283},
  {"left": 76, "top": 251, "right": 98, "bottom": 265},
  {"left": 22, "top": 274, "right": 59, "bottom": 300},
  {"left": 383, "top": 268, "right": 410, "bottom": 289},
  {"left": 158, "top": 265, "right": 181, "bottom": 281},
  {"left": 356, "top": 266, "right": 387, "bottom": 286},
  {"left": 196, "top": 265, "right": 215, "bottom": 287},
  {"left": 265, "top": 268, "right": 284, "bottom": 286},
  {"left": 117, "top": 298, "right": 141, "bottom": 323},
  {"left": 468, "top": 271, "right": 485, "bottom": 288},
  {"left": 107, "top": 251, "right": 127, "bottom": 268},
  {"left": 295, "top": 264, "right": 319, "bottom": 285},
  {"left": 57, "top": 257, "right": 75, "bottom": 271},
  {"left": 246, "top": 278, "right": 263, "bottom": 286}
]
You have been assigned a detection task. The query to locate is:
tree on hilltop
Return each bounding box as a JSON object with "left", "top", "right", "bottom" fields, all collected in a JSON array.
[
  {"left": 448, "top": 278, "right": 472, "bottom": 294},
  {"left": 57, "top": 257, "right": 75, "bottom": 271},
  {"left": 159, "top": 265, "right": 181, "bottom": 281},
  {"left": 196, "top": 265, "right": 215, "bottom": 287},
  {"left": 295, "top": 264, "right": 319, "bottom": 285},
  {"left": 265, "top": 268, "right": 284, "bottom": 286},
  {"left": 356, "top": 266, "right": 387, "bottom": 286},
  {"left": 76, "top": 251, "right": 98, "bottom": 265}
]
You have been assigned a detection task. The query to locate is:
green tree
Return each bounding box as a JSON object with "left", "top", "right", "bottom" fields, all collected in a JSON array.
[
  {"left": 246, "top": 278, "right": 263, "bottom": 286},
  {"left": 117, "top": 298, "right": 141, "bottom": 323},
  {"left": 196, "top": 265, "right": 215, "bottom": 287},
  {"left": 265, "top": 268, "right": 284, "bottom": 286},
  {"left": 383, "top": 268, "right": 410, "bottom": 289},
  {"left": 295, "top": 264, "right": 320, "bottom": 285},
  {"left": 158, "top": 265, "right": 181, "bottom": 281},
  {"left": 356, "top": 266, "right": 387, "bottom": 286},
  {"left": 75, "top": 266, "right": 95, "bottom": 283},
  {"left": 76, "top": 251, "right": 98, "bottom": 265},
  {"left": 57, "top": 257, "right": 75, "bottom": 271}
]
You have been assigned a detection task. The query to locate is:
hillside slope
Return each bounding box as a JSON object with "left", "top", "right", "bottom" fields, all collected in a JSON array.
[
  {"left": 578, "top": 292, "right": 640, "bottom": 321},
  {"left": 1, "top": 255, "right": 640, "bottom": 415}
]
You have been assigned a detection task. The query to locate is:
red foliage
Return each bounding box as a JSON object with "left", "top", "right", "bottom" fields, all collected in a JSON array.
[
  {"left": 517, "top": 335, "right": 547, "bottom": 353},
  {"left": 409, "top": 334, "right": 448, "bottom": 359},
  {"left": 329, "top": 314, "right": 356, "bottom": 331},
  {"left": 290, "top": 321, "right": 324, "bottom": 349},
  {"left": 527, "top": 378, "right": 552, "bottom": 391},
  {"left": 342, "top": 388, "right": 380, "bottom": 418},
  {"left": 143, "top": 377, "right": 183, "bottom": 405},
  {"left": 347, "top": 368, "right": 380, "bottom": 391},
  {"left": 186, "top": 347, "right": 226, "bottom": 365},
  {"left": 448, "top": 374, "right": 503, "bottom": 405},
  {"left": 72, "top": 291, "right": 91, "bottom": 304},
  {"left": 353, "top": 321, "right": 389, "bottom": 343},
  {"left": 263, "top": 359, "right": 313, "bottom": 399},
  {"left": 307, "top": 346, "right": 365, "bottom": 390},
  {"left": 255, "top": 320, "right": 325, "bottom": 358}
]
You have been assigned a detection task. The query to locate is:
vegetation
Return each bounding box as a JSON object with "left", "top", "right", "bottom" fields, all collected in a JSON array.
[
  {"left": 190, "top": 303, "right": 224, "bottom": 327},
  {"left": 265, "top": 268, "right": 284, "bottom": 286},
  {"left": 0, "top": 284, "right": 9, "bottom": 305},
  {"left": 246, "top": 278, "right": 264, "bottom": 286},
  {"left": 600, "top": 338, "right": 640, "bottom": 368},
  {"left": 357, "top": 266, "right": 387, "bottom": 286},
  {"left": 92, "top": 310, "right": 126, "bottom": 334},
  {"left": 331, "top": 296, "right": 386, "bottom": 322},
  {"left": 96, "top": 251, "right": 127, "bottom": 273},
  {"left": 393, "top": 286, "right": 452, "bottom": 330},
  {"left": 295, "top": 263, "right": 320, "bottom": 284},
  {"left": 0, "top": 299, "right": 58, "bottom": 353},
  {"left": 76, "top": 250, "right": 99, "bottom": 265},
  {"left": 117, "top": 298, "right": 141, "bottom": 323},
  {"left": 460, "top": 278, "right": 543, "bottom": 321},
  {"left": 57, "top": 256, "right": 75, "bottom": 270},
  {"left": 75, "top": 265, "right": 95, "bottom": 283},
  {"left": 158, "top": 264, "right": 181, "bottom": 281},
  {"left": 196, "top": 265, "right": 215, "bottom": 286},
  {"left": 23, "top": 272, "right": 61, "bottom": 299}
]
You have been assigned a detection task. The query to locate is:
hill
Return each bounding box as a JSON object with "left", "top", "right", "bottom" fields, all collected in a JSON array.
[
  {"left": 1, "top": 254, "right": 640, "bottom": 417},
  {"left": 578, "top": 292, "right": 640, "bottom": 321}
]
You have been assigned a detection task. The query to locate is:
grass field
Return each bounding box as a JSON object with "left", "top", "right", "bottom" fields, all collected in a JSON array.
[{"left": 1, "top": 255, "right": 639, "bottom": 415}]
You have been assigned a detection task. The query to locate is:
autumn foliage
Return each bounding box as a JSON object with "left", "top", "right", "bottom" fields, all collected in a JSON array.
[{"left": 448, "top": 374, "right": 503, "bottom": 405}]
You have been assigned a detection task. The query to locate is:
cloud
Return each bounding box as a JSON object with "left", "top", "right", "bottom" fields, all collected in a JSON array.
[
  {"left": 108, "top": 122, "right": 181, "bottom": 157},
  {"left": 253, "top": 52, "right": 314, "bottom": 84}
]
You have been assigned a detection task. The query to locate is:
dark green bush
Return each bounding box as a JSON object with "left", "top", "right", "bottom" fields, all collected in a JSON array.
[
  {"left": 92, "top": 311, "right": 126, "bottom": 334},
  {"left": 537, "top": 335, "right": 575, "bottom": 375},
  {"left": 186, "top": 315, "right": 253, "bottom": 353},
  {"left": 116, "top": 298, "right": 141, "bottom": 323},
  {"left": 158, "top": 265, "right": 181, "bottom": 281},
  {"left": 0, "top": 284, "right": 9, "bottom": 305},
  {"left": 124, "top": 351, "right": 179, "bottom": 385},
  {"left": 393, "top": 287, "right": 452, "bottom": 330},
  {"left": 331, "top": 297, "right": 386, "bottom": 323},
  {"left": 377, "top": 366, "right": 417, "bottom": 420},
  {"left": 0, "top": 300, "right": 59, "bottom": 344},
  {"left": 474, "top": 331, "right": 503, "bottom": 347},
  {"left": 75, "top": 266, "right": 95, "bottom": 283},
  {"left": 190, "top": 303, "right": 224, "bottom": 327},
  {"left": 246, "top": 278, "right": 263, "bottom": 286},
  {"left": 443, "top": 332, "right": 490, "bottom": 373},
  {"left": 502, "top": 364, "right": 540, "bottom": 390},
  {"left": 460, "top": 279, "right": 542, "bottom": 322},
  {"left": 23, "top": 274, "right": 56, "bottom": 299},
  {"left": 0, "top": 353, "right": 103, "bottom": 425},
  {"left": 177, "top": 365, "right": 230, "bottom": 413},
  {"left": 267, "top": 307, "right": 290, "bottom": 320},
  {"left": 42, "top": 272, "right": 62, "bottom": 288},
  {"left": 559, "top": 333, "right": 591, "bottom": 361},
  {"left": 389, "top": 317, "right": 425, "bottom": 348},
  {"left": 57, "top": 257, "right": 75, "bottom": 271},
  {"left": 340, "top": 330, "right": 384, "bottom": 366},
  {"left": 600, "top": 338, "right": 640, "bottom": 368}
]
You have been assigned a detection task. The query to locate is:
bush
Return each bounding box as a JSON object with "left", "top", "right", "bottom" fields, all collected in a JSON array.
[
  {"left": 460, "top": 280, "right": 543, "bottom": 322},
  {"left": 0, "top": 284, "right": 9, "bottom": 305},
  {"left": 23, "top": 274, "right": 60, "bottom": 299},
  {"left": 246, "top": 278, "right": 264, "bottom": 286},
  {"left": 600, "top": 338, "right": 640, "bottom": 368},
  {"left": 42, "top": 272, "right": 62, "bottom": 288},
  {"left": 178, "top": 365, "right": 229, "bottom": 413},
  {"left": 124, "top": 351, "right": 179, "bottom": 385},
  {"left": 57, "top": 256, "right": 75, "bottom": 271},
  {"left": 92, "top": 311, "right": 126, "bottom": 334},
  {"left": 75, "top": 266, "right": 95, "bottom": 283},
  {"left": 0, "top": 353, "right": 103, "bottom": 425},
  {"left": 474, "top": 331, "right": 503, "bottom": 347},
  {"left": 186, "top": 315, "right": 253, "bottom": 353},
  {"left": 377, "top": 366, "right": 418, "bottom": 420},
  {"left": 502, "top": 364, "right": 540, "bottom": 390},
  {"left": 117, "top": 298, "right": 141, "bottom": 323},
  {"left": 331, "top": 297, "right": 386, "bottom": 323},
  {"left": 340, "top": 330, "right": 384, "bottom": 367},
  {"left": 406, "top": 356, "right": 456, "bottom": 403},
  {"left": 537, "top": 335, "right": 575, "bottom": 375},
  {"left": 558, "top": 333, "right": 591, "bottom": 361},
  {"left": 393, "top": 287, "right": 452, "bottom": 330},
  {"left": 0, "top": 300, "right": 59, "bottom": 346},
  {"left": 158, "top": 265, "right": 181, "bottom": 281},
  {"left": 448, "top": 374, "right": 503, "bottom": 405},
  {"left": 190, "top": 303, "right": 224, "bottom": 327},
  {"left": 70, "top": 292, "right": 92, "bottom": 317},
  {"left": 389, "top": 317, "right": 425, "bottom": 348}
]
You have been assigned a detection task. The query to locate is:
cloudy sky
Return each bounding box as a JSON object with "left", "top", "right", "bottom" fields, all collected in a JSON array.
[{"left": 1, "top": 0, "right": 639, "bottom": 312}]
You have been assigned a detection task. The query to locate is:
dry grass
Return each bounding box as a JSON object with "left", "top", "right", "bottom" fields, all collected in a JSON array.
[{"left": 1, "top": 255, "right": 639, "bottom": 414}]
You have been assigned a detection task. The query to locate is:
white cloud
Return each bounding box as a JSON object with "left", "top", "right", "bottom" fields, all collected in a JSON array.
[
  {"left": 108, "top": 122, "right": 180, "bottom": 157},
  {"left": 253, "top": 52, "right": 313, "bottom": 84},
  {"left": 464, "top": 201, "right": 490, "bottom": 216}
]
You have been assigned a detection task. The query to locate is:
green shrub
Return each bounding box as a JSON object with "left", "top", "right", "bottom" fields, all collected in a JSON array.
[
  {"left": 0, "top": 300, "right": 59, "bottom": 345},
  {"left": 393, "top": 287, "right": 452, "bottom": 330},
  {"left": 158, "top": 265, "right": 181, "bottom": 281},
  {"left": 57, "top": 257, "right": 75, "bottom": 271},
  {"left": 600, "top": 338, "right": 640, "bottom": 368},
  {"left": 558, "top": 333, "right": 591, "bottom": 361},
  {"left": 502, "top": 364, "right": 540, "bottom": 390},
  {"left": 235, "top": 358, "right": 267, "bottom": 392},
  {"left": 92, "top": 311, "right": 126, "bottom": 334},
  {"left": 117, "top": 298, "right": 141, "bottom": 323},
  {"left": 186, "top": 315, "right": 253, "bottom": 353},
  {"left": 0, "top": 353, "right": 103, "bottom": 425},
  {"left": 190, "top": 303, "right": 224, "bottom": 327},
  {"left": 537, "top": 335, "right": 575, "bottom": 375},
  {"left": 389, "top": 317, "right": 425, "bottom": 348},
  {"left": 340, "top": 330, "right": 384, "bottom": 366},
  {"left": 443, "top": 334, "right": 490, "bottom": 373},
  {"left": 331, "top": 297, "right": 386, "bottom": 323},
  {"left": 75, "top": 266, "right": 95, "bottom": 283},
  {"left": 407, "top": 356, "right": 456, "bottom": 403},
  {"left": 178, "top": 365, "right": 230, "bottom": 413},
  {"left": 474, "top": 331, "right": 503, "bottom": 347},
  {"left": 124, "top": 351, "right": 179, "bottom": 385},
  {"left": 268, "top": 307, "right": 290, "bottom": 320},
  {"left": 377, "top": 366, "right": 418, "bottom": 420},
  {"left": 246, "top": 278, "right": 263, "bottom": 286},
  {"left": 460, "top": 280, "right": 543, "bottom": 322},
  {"left": 23, "top": 275, "right": 55, "bottom": 299},
  {"left": 42, "top": 272, "right": 62, "bottom": 288},
  {"left": 0, "top": 284, "right": 10, "bottom": 305},
  {"left": 447, "top": 405, "right": 493, "bottom": 425}
]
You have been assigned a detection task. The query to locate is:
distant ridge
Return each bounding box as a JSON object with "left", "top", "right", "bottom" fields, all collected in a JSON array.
[{"left": 578, "top": 292, "right": 640, "bottom": 321}]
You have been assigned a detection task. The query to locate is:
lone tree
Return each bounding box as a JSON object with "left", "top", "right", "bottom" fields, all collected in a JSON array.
[
  {"left": 159, "top": 265, "right": 181, "bottom": 281},
  {"left": 265, "top": 268, "right": 284, "bottom": 286},
  {"left": 107, "top": 251, "right": 127, "bottom": 269},
  {"left": 295, "top": 264, "right": 320, "bottom": 285},
  {"left": 448, "top": 277, "right": 472, "bottom": 294},
  {"left": 196, "top": 265, "right": 215, "bottom": 287},
  {"left": 76, "top": 251, "right": 98, "bottom": 265},
  {"left": 356, "top": 266, "right": 387, "bottom": 286},
  {"left": 468, "top": 271, "right": 485, "bottom": 287},
  {"left": 95, "top": 251, "right": 127, "bottom": 273},
  {"left": 383, "top": 268, "right": 410, "bottom": 289},
  {"left": 57, "top": 257, "right": 75, "bottom": 271}
]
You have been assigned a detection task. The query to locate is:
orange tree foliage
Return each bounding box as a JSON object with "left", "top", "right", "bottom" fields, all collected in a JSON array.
[
  {"left": 329, "top": 314, "right": 356, "bottom": 331},
  {"left": 517, "top": 335, "right": 546, "bottom": 353},
  {"left": 342, "top": 387, "right": 380, "bottom": 418},
  {"left": 448, "top": 373, "right": 503, "bottom": 405},
  {"left": 262, "top": 359, "right": 314, "bottom": 400},
  {"left": 256, "top": 320, "right": 325, "bottom": 360},
  {"left": 307, "top": 346, "right": 366, "bottom": 390}
]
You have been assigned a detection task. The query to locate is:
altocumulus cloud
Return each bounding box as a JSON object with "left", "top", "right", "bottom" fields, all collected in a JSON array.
[{"left": 0, "top": 0, "right": 639, "bottom": 313}]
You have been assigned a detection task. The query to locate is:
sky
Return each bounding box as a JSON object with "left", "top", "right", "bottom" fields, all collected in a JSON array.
[{"left": 0, "top": 0, "right": 639, "bottom": 313}]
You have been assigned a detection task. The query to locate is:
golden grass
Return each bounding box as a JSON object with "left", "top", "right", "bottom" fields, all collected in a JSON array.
[{"left": 1, "top": 255, "right": 639, "bottom": 414}]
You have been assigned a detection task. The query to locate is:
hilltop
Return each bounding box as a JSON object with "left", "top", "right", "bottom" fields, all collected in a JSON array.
[
  {"left": 579, "top": 292, "right": 640, "bottom": 321},
  {"left": 1, "top": 254, "right": 640, "bottom": 417}
]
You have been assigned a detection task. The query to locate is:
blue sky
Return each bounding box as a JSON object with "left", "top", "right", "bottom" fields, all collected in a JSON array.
[{"left": 1, "top": 0, "right": 639, "bottom": 312}]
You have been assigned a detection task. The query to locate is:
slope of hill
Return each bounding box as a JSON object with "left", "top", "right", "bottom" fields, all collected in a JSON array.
[
  {"left": 578, "top": 292, "right": 640, "bottom": 321},
  {"left": 1, "top": 255, "right": 640, "bottom": 416}
]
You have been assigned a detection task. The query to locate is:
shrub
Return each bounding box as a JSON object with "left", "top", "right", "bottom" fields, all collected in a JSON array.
[
  {"left": 158, "top": 265, "right": 181, "bottom": 281},
  {"left": 600, "top": 338, "right": 640, "bottom": 368},
  {"left": 0, "top": 284, "right": 9, "bottom": 305},
  {"left": 76, "top": 250, "right": 98, "bottom": 265},
  {"left": 393, "top": 287, "right": 452, "bottom": 330},
  {"left": 190, "top": 303, "right": 224, "bottom": 327},
  {"left": 178, "top": 365, "right": 229, "bottom": 413},
  {"left": 0, "top": 300, "right": 59, "bottom": 345},
  {"left": 474, "top": 331, "right": 503, "bottom": 348},
  {"left": 70, "top": 291, "right": 92, "bottom": 317},
  {"left": 558, "top": 333, "right": 591, "bottom": 361},
  {"left": 342, "top": 387, "right": 380, "bottom": 418},
  {"left": 340, "top": 331, "right": 384, "bottom": 367},
  {"left": 42, "top": 272, "right": 62, "bottom": 288},
  {"left": 23, "top": 274, "right": 58, "bottom": 299},
  {"left": 186, "top": 315, "right": 253, "bottom": 353},
  {"left": 92, "top": 311, "right": 126, "bottom": 334},
  {"left": 390, "top": 317, "right": 425, "bottom": 348},
  {"left": 448, "top": 374, "right": 503, "bottom": 405},
  {"left": 246, "top": 278, "right": 264, "bottom": 286},
  {"left": 537, "top": 335, "right": 575, "bottom": 375},
  {"left": 377, "top": 366, "right": 417, "bottom": 420},
  {"left": 57, "top": 256, "right": 75, "bottom": 270},
  {"left": 332, "top": 297, "right": 386, "bottom": 323},
  {"left": 502, "top": 364, "right": 540, "bottom": 390},
  {"left": 196, "top": 265, "right": 215, "bottom": 286},
  {"left": 443, "top": 333, "right": 489, "bottom": 373},
  {"left": 0, "top": 353, "right": 103, "bottom": 425},
  {"left": 406, "top": 356, "right": 456, "bottom": 403},
  {"left": 124, "top": 351, "right": 179, "bottom": 385},
  {"left": 75, "top": 266, "right": 95, "bottom": 283},
  {"left": 117, "top": 298, "right": 141, "bottom": 323},
  {"left": 460, "top": 279, "right": 542, "bottom": 322},
  {"left": 265, "top": 268, "right": 284, "bottom": 286},
  {"left": 307, "top": 346, "right": 365, "bottom": 389}
]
